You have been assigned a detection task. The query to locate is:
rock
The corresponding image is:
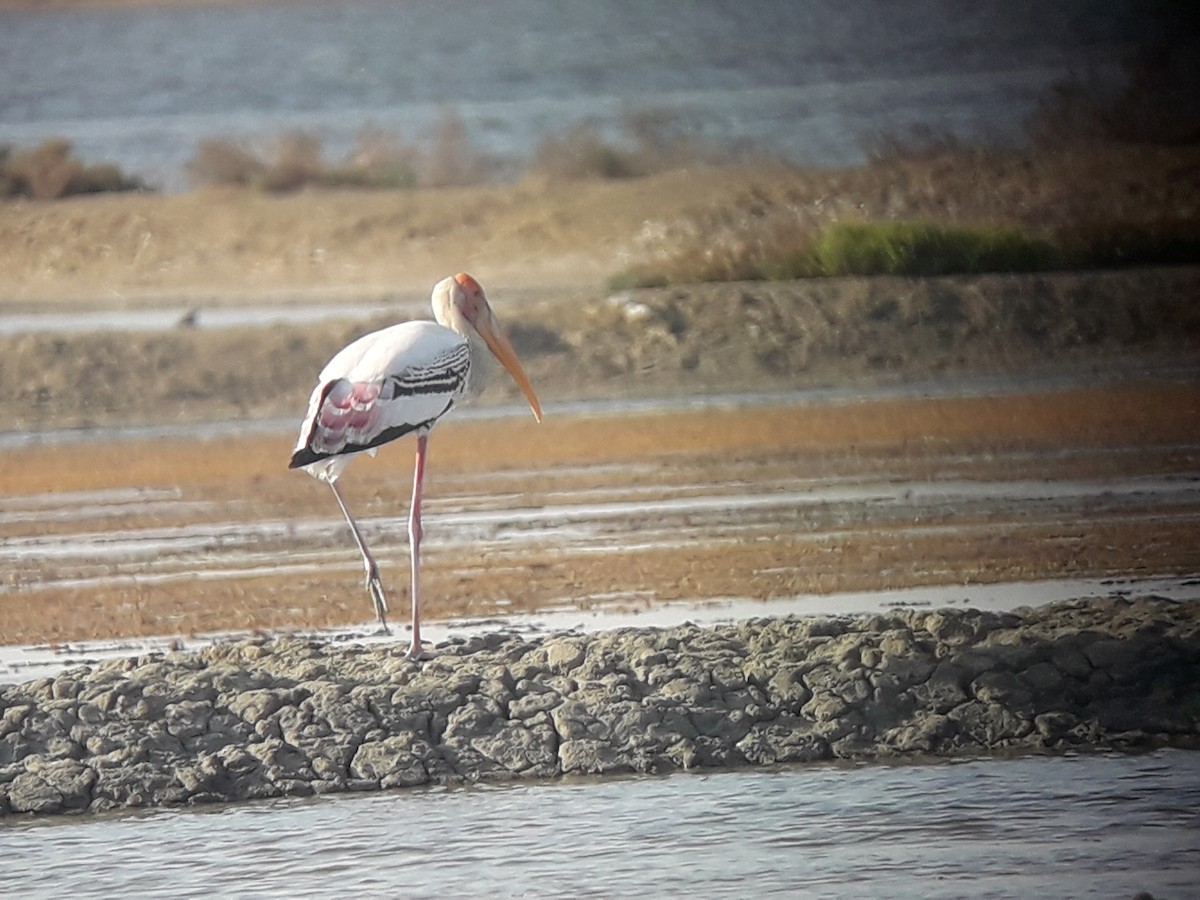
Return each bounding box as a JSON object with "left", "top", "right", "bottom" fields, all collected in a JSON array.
[
  {"left": 1, "top": 596, "right": 1198, "bottom": 817},
  {"left": 1033, "top": 710, "right": 1079, "bottom": 742},
  {"left": 7, "top": 758, "right": 95, "bottom": 814},
  {"left": 350, "top": 735, "right": 429, "bottom": 788},
  {"left": 881, "top": 712, "right": 954, "bottom": 753},
  {"left": 545, "top": 639, "right": 586, "bottom": 674},
  {"left": 972, "top": 670, "right": 1034, "bottom": 713},
  {"left": 908, "top": 660, "right": 971, "bottom": 714},
  {"left": 765, "top": 666, "right": 812, "bottom": 711},
  {"left": 948, "top": 700, "right": 1032, "bottom": 746},
  {"left": 1084, "top": 636, "right": 1142, "bottom": 671},
  {"left": 737, "top": 718, "right": 829, "bottom": 764}
]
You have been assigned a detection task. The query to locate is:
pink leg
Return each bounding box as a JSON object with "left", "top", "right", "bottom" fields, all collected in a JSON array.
[
  {"left": 407, "top": 434, "right": 429, "bottom": 659},
  {"left": 329, "top": 480, "right": 390, "bottom": 633}
]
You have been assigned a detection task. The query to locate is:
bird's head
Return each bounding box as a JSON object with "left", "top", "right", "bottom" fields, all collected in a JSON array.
[{"left": 434, "top": 273, "right": 542, "bottom": 422}]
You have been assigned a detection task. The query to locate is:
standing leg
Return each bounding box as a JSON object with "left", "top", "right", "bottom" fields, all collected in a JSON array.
[
  {"left": 328, "top": 480, "right": 390, "bottom": 633},
  {"left": 407, "top": 433, "right": 429, "bottom": 659}
]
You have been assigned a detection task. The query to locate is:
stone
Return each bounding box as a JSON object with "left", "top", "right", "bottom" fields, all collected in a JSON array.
[
  {"left": 350, "top": 735, "right": 429, "bottom": 787},
  {"left": 1, "top": 596, "right": 1198, "bottom": 818},
  {"left": 736, "top": 717, "right": 829, "bottom": 764},
  {"left": 545, "top": 640, "right": 586, "bottom": 674}
]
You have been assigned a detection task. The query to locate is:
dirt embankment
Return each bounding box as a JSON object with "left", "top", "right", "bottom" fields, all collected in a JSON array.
[{"left": 1, "top": 265, "right": 1198, "bottom": 434}]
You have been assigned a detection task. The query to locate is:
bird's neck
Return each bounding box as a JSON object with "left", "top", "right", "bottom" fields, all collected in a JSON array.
[
  {"left": 432, "top": 298, "right": 493, "bottom": 399},
  {"left": 462, "top": 327, "right": 494, "bottom": 399}
]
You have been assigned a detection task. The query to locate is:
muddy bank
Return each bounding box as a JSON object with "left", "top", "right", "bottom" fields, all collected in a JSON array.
[
  {"left": 2, "top": 597, "right": 1197, "bottom": 817},
  {"left": 3, "top": 266, "right": 1199, "bottom": 433}
]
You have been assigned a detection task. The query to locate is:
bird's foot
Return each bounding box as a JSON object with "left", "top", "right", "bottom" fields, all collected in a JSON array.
[{"left": 404, "top": 641, "right": 431, "bottom": 662}]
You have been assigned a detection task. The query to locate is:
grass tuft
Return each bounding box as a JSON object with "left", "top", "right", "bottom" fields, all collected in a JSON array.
[
  {"left": 811, "top": 221, "right": 1060, "bottom": 277},
  {"left": 608, "top": 215, "right": 1200, "bottom": 290}
]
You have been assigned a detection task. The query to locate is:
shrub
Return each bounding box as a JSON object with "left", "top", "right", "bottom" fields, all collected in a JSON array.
[
  {"left": 861, "top": 124, "right": 980, "bottom": 165},
  {"left": 329, "top": 127, "right": 418, "bottom": 189},
  {"left": 1, "top": 138, "right": 145, "bottom": 200},
  {"left": 259, "top": 131, "right": 325, "bottom": 192},
  {"left": 421, "top": 110, "right": 498, "bottom": 187},
  {"left": 186, "top": 137, "right": 266, "bottom": 188},
  {"left": 185, "top": 116, "right": 486, "bottom": 192},
  {"left": 187, "top": 131, "right": 328, "bottom": 192},
  {"left": 532, "top": 124, "right": 639, "bottom": 181},
  {"left": 531, "top": 109, "right": 770, "bottom": 182}
]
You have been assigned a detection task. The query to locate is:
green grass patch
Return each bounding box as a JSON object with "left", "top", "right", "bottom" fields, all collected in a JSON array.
[
  {"left": 811, "top": 221, "right": 1060, "bottom": 277},
  {"left": 609, "top": 217, "right": 1200, "bottom": 290}
]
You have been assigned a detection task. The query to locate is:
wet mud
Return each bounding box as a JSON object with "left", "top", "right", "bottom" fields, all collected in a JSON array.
[{"left": 2, "top": 383, "right": 1199, "bottom": 646}]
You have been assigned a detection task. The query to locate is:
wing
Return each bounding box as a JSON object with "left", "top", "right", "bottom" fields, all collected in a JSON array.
[{"left": 289, "top": 321, "right": 469, "bottom": 473}]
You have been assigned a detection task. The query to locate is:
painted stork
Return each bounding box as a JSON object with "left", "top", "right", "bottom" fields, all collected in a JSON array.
[{"left": 289, "top": 273, "right": 542, "bottom": 658}]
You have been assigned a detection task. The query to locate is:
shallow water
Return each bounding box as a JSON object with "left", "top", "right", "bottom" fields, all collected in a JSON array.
[
  {"left": 0, "top": 304, "right": 400, "bottom": 337},
  {"left": 3, "top": 750, "right": 1197, "bottom": 898}
]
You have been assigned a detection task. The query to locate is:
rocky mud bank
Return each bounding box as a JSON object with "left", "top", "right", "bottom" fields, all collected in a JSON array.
[
  {"left": 2, "top": 596, "right": 1198, "bottom": 817},
  {"left": 4, "top": 266, "right": 1199, "bottom": 433}
]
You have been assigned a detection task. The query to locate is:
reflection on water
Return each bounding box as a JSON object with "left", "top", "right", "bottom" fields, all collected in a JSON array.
[{"left": 3, "top": 750, "right": 1198, "bottom": 898}]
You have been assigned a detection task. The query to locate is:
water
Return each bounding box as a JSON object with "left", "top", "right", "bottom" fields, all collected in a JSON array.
[
  {"left": 0, "top": 303, "right": 400, "bottom": 337},
  {"left": 2, "top": 750, "right": 1197, "bottom": 898},
  {"left": 0, "top": 0, "right": 1133, "bottom": 189}
]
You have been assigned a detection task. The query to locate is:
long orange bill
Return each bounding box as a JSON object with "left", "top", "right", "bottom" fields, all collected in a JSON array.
[{"left": 478, "top": 320, "right": 543, "bottom": 422}]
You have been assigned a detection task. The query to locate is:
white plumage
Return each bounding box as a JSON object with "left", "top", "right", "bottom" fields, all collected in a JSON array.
[
  {"left": 291, "top": 321, "right": 470, "bottom": 482},
  {"left": 289, "top": 273, "right": 542, "bottom": 658}
]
